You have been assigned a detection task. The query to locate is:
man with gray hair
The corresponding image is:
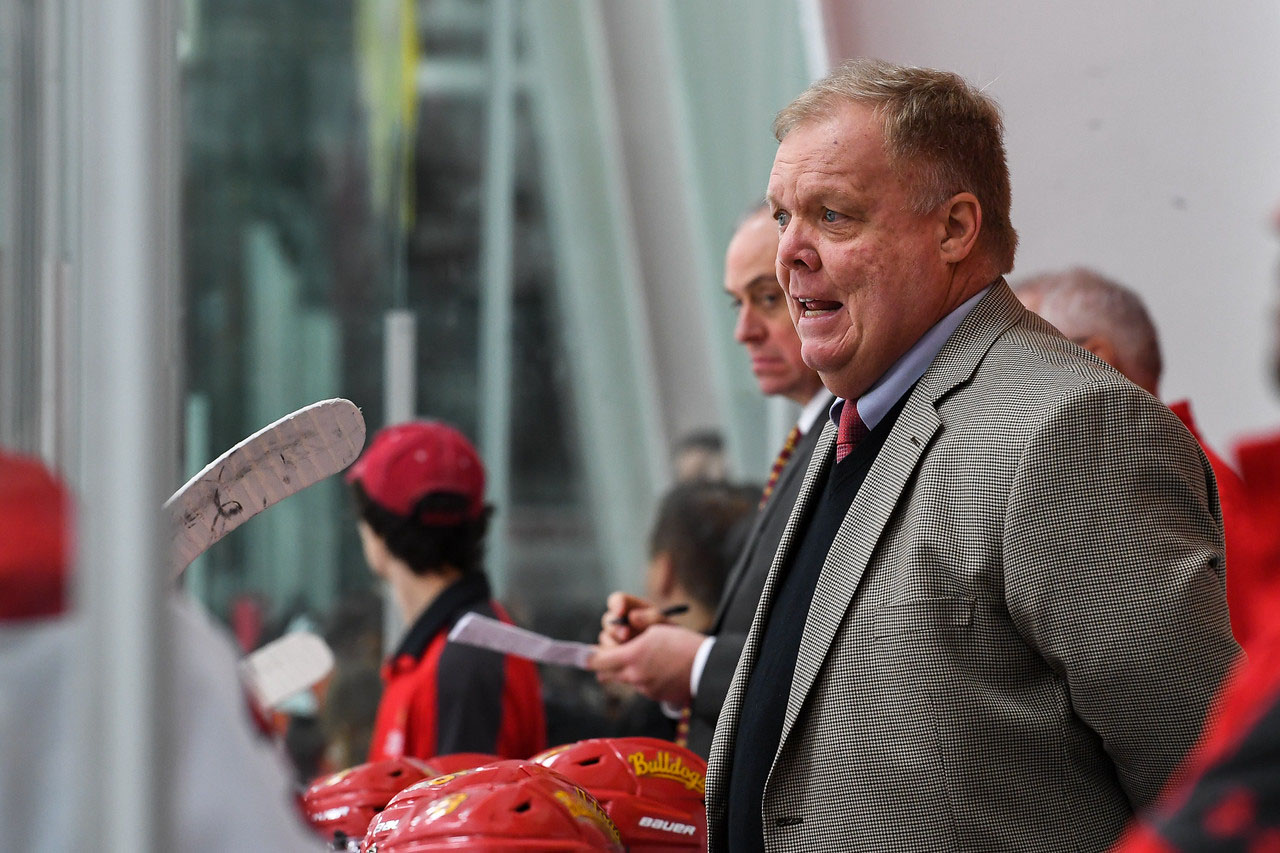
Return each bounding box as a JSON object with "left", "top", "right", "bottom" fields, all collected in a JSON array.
[
  {"left": 706, "top": 58, "right": 1238, "bottom": 852},
  {"left": 1015, "top": 267, "right": 1164, "bottom": 396},
  {"left": 1015, "top": 268, "right": 1254, "bottom": 649}
]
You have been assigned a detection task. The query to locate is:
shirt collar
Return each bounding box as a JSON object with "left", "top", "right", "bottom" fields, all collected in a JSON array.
[
  {"left": 829, "top": 284, "right": 992, "bottom": 431},
  {"left": 798, "top": 388, "right": 833, "bottom": 435},
  {"left": 390, "top": 572, "right": 491, "bottom": 662}
]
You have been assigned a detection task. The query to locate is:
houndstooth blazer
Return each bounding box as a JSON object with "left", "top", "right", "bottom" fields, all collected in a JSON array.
[{"left": 705, "top": 282, "right": 1241, "bottom": 853}]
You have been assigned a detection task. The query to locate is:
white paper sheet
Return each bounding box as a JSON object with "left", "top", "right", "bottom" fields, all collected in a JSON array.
[
  {"left": 239, "top": 630, "right": 335, "bottom": 709},
  {"left": 447, "top": 612, "right": 595, "bottom": 669}
]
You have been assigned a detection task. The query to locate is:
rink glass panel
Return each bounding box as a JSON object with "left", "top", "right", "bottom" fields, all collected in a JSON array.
[{"left": 180, "top": 0, "right": 609, "bottom": 770}]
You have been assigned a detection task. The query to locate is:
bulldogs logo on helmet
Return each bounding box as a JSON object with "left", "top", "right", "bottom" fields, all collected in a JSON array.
[{"left": 532, "top": 737, "right": 707, "bottom": 852}]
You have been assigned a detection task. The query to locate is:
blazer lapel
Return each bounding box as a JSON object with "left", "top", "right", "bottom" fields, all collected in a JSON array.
[
  {"left": 774, "top": 280, "right": 1027, "bottom": 756},
  {"left": 706, "top": 418, "right": 836, "bottom": 823},
  {"left": 776, "top": 392, "right": 940, "bottom": 745},
  {"left": 707, "top": 415, "right": 839, "bottom": 818},
  {"left": 728, "top": 417, "right": 837, "bottom": 695},
  {"left": 711, "top": 417, "right": 826, "bottom": 632}
]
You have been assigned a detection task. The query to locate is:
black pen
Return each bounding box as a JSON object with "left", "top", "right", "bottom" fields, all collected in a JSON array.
[{"left": 611, "top": 603, "right": 689, "bottom": 626}]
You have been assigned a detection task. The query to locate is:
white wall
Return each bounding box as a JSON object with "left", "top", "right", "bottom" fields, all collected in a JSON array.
[{"left": 824, "top": 0, "right": 1280, "bottom": 455}]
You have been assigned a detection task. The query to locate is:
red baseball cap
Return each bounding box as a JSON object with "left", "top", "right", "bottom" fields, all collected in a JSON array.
[
  {"left": 0, "top": 449, "right": 72, "bottom": 621},
  {"left": 345, "top": 421, "right": 486, "bottom": 524}
]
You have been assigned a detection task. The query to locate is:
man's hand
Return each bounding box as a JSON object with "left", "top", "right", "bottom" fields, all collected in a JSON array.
[
  {"left": 598, "top": 591, "right": 667, "bottom": 648},
  {"left": 588, "top": 624, "right": 706, "bottom": 707}
]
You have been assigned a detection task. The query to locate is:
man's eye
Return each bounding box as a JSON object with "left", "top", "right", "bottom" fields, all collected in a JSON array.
[
  {"left": 822, "top": 208, "right": 840, "bottom": 222},
  {"left": 758, "top": 292, "right": 781, "bottom": 308},
  {"left": 774, "top": 211, "right": 789, "bottom": 228},
  {"left": 729, "top": 298, "right": 743, "bottom": 311}
]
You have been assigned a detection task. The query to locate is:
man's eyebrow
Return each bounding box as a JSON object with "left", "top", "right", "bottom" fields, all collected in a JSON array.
[
  {"left": 744, "top": 276, "right": 782, "bottom": 295},
  {"left": 798, "top": 184, "right": 862, "bottom": 208}
]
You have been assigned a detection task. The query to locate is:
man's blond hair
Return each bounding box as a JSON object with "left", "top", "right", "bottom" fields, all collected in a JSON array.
[{"left": 774, "top": 58, "right": 1018, "bottom": 273}]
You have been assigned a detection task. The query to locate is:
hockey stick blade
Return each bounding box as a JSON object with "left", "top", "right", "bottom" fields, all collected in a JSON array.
[{"left": 164, "top": 398, "right": 366, "bottom": 578}]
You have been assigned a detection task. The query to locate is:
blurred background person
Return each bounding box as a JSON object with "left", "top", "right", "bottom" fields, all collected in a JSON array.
[
  {"left": 671, "top": 429, "right": 729, "bottom": 484},
  {"left": 346, "top": 420, "right": 546, "bottom": 762},
  {"left": 1016, "top": 266, "right": 1174, "bottom": 401},
  {"left": 604, "top": 479, "right": 762, "bottom": 742},
  {"left": 1110, "top": 202, "right": 1280, "bottom": 853},
  {"left": 644, "top": 480, "right": 761, "bottom": 633},
  {"left": 0, "top": 449, "right": 317, "bottom": 850},
  {"left": 593, "top": 203, "right": 832, "bottom": 757}
]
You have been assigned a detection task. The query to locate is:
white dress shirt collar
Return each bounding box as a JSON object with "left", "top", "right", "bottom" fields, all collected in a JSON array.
[{"left": 798, "top": 388, "right": 833, "bottom": 435}]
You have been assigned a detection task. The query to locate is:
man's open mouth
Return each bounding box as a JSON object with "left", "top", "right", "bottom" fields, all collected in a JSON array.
[{"left": 797, "top": 297, "right": 841, "bottom": 317}]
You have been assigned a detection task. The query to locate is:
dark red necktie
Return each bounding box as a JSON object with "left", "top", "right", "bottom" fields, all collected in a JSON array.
[{"left": 835, "top": 400, "right": 868, "bottom": 464}]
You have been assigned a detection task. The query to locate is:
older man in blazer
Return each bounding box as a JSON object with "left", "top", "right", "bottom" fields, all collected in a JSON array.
[
  {"left": 592, "top": 206, "right": 830, "bottom": 757},
  {"left": 708, "top": 59, "right": 1240, "bottom": 853}
]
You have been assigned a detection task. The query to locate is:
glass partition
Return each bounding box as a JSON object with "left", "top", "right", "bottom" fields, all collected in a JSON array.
[
  {"left": 0, "top": 0, "right": 814, "bottom": 792},
  {"left": 176, "top": 0, "right": 812, "bottom": 777}
]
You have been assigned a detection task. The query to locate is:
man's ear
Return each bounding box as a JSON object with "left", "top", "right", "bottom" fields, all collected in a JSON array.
[
  {"left": 647, "top": 552, "right": 677, "bottom": 600},
  {"left": 357, "top": 520, "right": 391, "bottom": 579},
  {"left": 1077, "top": 334, "right": 1122, "bottom": 373},
  {"left": 939, "top": 192, "right": 982, "bottom": 264}
]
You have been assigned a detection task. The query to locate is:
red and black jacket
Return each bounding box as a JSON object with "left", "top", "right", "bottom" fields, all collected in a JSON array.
[{"left": 368, "top": 573, "right": 546, "bottom": 762}]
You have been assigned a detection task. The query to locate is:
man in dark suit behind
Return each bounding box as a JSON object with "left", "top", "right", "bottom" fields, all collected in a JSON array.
[
  {"left": 589, "top": 205, "right": 830, "bottom": 758},
  {"left": 708, "top": 58, "right": 1239, "bottom": 852}
]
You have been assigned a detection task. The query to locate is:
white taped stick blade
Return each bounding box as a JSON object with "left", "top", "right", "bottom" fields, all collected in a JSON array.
[
  {"left": 240, "top": 631, "right": 335, "bottom": 710},
  {"left": 164, "top": 398, "right": 365, "bottom": 578}
]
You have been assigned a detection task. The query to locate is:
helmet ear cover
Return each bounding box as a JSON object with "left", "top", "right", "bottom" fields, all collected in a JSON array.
[{"left": 302, "top": 757, "right": 438, "bottom": 842}]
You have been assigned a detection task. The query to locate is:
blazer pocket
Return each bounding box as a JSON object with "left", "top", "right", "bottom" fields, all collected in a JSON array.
[{"left": 872, "top": 597, "right": 974, "bottom": 642}]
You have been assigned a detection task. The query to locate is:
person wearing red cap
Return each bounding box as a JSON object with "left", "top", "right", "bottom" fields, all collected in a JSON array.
[{"left": 346, "top": 420, "right": 546, "bottom": 764}]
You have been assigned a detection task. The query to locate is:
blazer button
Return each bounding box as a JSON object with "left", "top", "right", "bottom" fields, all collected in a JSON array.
[{"left": 775, "top": 816, "right": 803, "bottom": 828}]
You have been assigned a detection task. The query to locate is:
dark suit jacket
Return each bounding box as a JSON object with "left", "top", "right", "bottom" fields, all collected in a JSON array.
[
  {"left": 706, "top": 283, "right": 1240, "bottom": 852},
  {"left": 685, "top": 400, "right": 831, "bottom": 757}
]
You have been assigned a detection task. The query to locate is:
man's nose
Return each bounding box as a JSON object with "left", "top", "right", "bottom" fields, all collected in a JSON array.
[
  {"left": 777, "top": 222, "right": 819, "bottom": 272},
  {"left": 734, "top": 305, "right": 764, "bottom": 343}
]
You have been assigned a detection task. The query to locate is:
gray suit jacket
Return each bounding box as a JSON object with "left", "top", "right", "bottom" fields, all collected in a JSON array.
[
  {"left": 687, "top": 405, "right": 830, "bottom": 757},
  {"left": 705, "top": 283, "right": 1240, "bottom": 853}
]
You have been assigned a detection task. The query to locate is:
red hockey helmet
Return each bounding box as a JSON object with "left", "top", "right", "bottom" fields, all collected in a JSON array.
[
  {"left": 364, "top": 769, "right": 623, "bottom": 852},
  {"left": 303, "top": 757, "right": 440, "bottom": 848},
  {"left": 422, "top": 752, "right": 497, "bottom": 776},
  {"left": 532, "top": 737, "right": 707, "bottom": 851},
  {"left": 363, "top": 759, "right": 553, "bottom": 850},
  {"left": 0, "top": 450, "right": 71, "bottom": 621}
]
